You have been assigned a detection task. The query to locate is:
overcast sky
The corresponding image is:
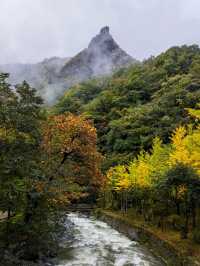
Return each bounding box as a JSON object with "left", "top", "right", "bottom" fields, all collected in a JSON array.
[{"left": 1, "top": 0, "right": 200, "bottom": 64}]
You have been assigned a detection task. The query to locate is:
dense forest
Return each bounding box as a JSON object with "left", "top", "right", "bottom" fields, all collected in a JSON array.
[
  {"left": 1, "top": 45, "right": 200, "bottom": 264},
  {"left": 55, "top": 45, "right": 200, "bottom": 169},
  {"left": 54, "top": 45, "right": 200, "bottom": 253},
  {"left": 0, "top": 73, "right": 102, "bottom": 264}
]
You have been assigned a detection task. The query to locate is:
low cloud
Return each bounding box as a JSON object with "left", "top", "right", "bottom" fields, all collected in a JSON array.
[{"left": 0, "top": 0, "right": 200, "bottom": 64}]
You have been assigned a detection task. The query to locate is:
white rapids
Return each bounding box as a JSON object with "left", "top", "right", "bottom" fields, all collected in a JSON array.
[{"left": 56, "top": 213, "right": 164, "bottom": 266}]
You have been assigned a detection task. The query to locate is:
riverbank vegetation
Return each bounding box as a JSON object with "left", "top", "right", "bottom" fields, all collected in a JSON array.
[
  {"left": 98, "top": 106, "right": 200, "bottom": 258},
  {"left": 54, "top": 45, "right": 200, "bottom": 261},
  {"left": 0, "top": 73, "right": 102, "bottom": 264}
]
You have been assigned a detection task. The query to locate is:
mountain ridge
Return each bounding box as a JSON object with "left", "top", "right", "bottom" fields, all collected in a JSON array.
[
  {"left": 0, "top": 27, "right": 136, "bottom": 104},
  {"left": 60, "top": 26, "right": 135, "bottom": 80}
]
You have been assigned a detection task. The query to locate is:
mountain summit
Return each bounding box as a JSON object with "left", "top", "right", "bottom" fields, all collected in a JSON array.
[
  {"left": 60, "top": 26, "right": 134, "bottom": 80},
  {"left": 0, "top": 27, "right": 136, "bottom": 104}
]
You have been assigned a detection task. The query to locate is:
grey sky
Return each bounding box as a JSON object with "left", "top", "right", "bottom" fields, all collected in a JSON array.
[{"left": 1, "top": 0, "right": 200, "bottom": 64}]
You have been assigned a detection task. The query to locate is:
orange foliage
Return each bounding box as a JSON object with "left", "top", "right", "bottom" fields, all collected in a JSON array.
[{"left": 41, "top": 113, "right": 103, "bottom": 205}]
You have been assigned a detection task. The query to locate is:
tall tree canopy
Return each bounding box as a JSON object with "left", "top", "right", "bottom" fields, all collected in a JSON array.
[
  {"left": 54, "top": 45, "right": 200, "bottom": 168},
  {"left": 0, "top": 74, "right": 102, "bottom": 263}
]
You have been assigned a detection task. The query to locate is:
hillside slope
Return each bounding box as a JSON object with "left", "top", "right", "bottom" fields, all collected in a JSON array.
[
  {"left": 0, "top": 27, "right": 135, "bottom": 104},
  {"left": 54, "top": 45, "right": 200, "bottom": 168}
]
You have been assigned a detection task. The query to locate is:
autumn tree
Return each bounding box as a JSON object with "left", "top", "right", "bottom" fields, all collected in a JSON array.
[
  {"left": 0, "top": 75, "right": 103, "bottom": 263},
  {"left": 42, "top": 113, "right": 103, "bottom": 205},
  {"left": 102, "top": 103, "right": 200, "bottom": 239}
]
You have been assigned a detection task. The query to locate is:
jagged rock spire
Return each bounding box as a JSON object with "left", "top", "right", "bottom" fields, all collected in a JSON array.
[
  {"left": 100, "top": 26, "right": 110, "bottom": 34},
  {"left": 88, "top": 26, "right": 117, "bottom": 51},
  {"left": 60, "top": 26, "right": 135, "bottom": 86}
]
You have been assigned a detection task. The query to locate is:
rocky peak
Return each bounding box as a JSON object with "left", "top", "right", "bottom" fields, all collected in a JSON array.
[
  {"left": 88, "top": 26, "right": 118, "bottom": 52},
  {"left": 60, "top": 26, "right": 135, "bottom": 81},
  {"left": 0, "top": 27, "right": 137, "bottom": 104},
  {"left": 100, "top": 26, "right": 110, "bottom": 34}
]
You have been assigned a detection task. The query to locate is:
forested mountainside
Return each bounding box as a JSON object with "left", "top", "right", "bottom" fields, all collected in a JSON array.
[
  {"left": 0, "top": 27, "right": 135, "bottom": 104},
  {"left": 54, "top": 44, "right": 200, "bottom": 169},
  {"left": 53, "top": 45, "right": 200, "bottom": 254}
]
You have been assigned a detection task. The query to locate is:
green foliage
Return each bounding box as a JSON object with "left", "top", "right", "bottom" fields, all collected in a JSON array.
[
  {"left": 102, "top": 108, "right": 200, "bottom": 241},
  {"left": 54, "top": 45, "right": 200, "bottom": 168},
  {"left": 54, "top": 78, "right": 108, "bottom": 114},
  {"left": 1, "top": 43, "right": 200, "bottom": 262},
  {"left": 0, "top": 74, "right": 49, "bottom": 262},
  {"left": 0, "top": 74, "right": 44, "bottom": 218},
  {"left": 0, "top": 74, "right": 103, "bottom": 263}
]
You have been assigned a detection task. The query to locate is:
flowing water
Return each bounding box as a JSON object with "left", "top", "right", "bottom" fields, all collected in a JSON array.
[{"left": 55, "top": 213, "right": 164, "bottom": 266}]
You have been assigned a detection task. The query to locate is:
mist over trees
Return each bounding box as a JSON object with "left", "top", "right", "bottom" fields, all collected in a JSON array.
[{"left": 1, "top": 44, "right": 200, "bottom": 264}]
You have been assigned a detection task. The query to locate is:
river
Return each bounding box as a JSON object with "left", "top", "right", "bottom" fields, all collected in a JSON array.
[{"left": 53, "top": 213, "right": 164, "bottom": 266}]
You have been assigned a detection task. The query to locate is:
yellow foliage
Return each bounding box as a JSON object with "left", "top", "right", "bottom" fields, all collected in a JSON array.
[
  {"left": 170, "top": 126, "right": 190, "bottom": 166},
  {"left": 149, "top": 137, "right": 171, "bottom": 181},
  {"left": 128, "top": 152, "right": 152, "bottom": 189},
  {"left": 177, "top": 185, "right": 187, "bottom": 200},
  {"left": 169, "top": 124, "right": 200, "bottom": 174},
  {"left": 105, "top": 105, "right": 200, "bottom": 196},
  {"left": 106, "top": 165, "right": 130, "bottom": 191},
  {"left": 186, "top": 103, "right": 200, "bottom": 120}
]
